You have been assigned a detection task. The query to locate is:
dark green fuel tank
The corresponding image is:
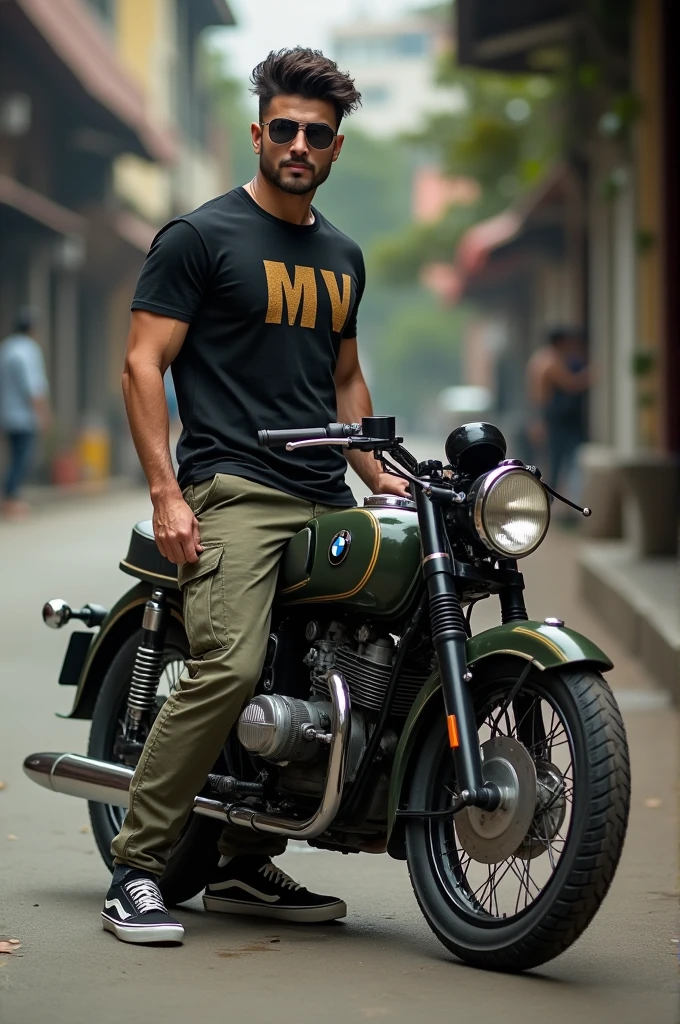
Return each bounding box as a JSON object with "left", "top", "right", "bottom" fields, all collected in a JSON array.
[{"left": 276, "top": 497, "right": 421, "bottom": 618}]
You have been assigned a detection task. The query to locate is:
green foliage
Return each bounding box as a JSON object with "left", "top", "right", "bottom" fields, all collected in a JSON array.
[
  {"left": 203, "top": 43, "right": 257, "bottom": 186},
  {"left": 371, "top": 54, "right": 563, "bottom": 285},
  {"left": 366, "top": 289, "right": 469, "bottom": 427},
  {"left": 313, "top": 129, "right": 413, "bottom": 250},
  {"left": 370, "top": 197, "right": 494, "bottom": 285},
  {"left": 631, "top": 350, "right": 656, "bottom": 378}
]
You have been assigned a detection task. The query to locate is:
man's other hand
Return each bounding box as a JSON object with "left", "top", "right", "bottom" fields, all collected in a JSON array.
[
  {"left": 152, "top": 493, "right": 204, "bottom": 564},
  {"left": 374, "top": 472, "right": 411, "bottom": 499}
]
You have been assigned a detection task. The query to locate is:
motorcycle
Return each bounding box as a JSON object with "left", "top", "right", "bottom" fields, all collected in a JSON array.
[{"left": 24, "top": 418, "right": 630, "bottom": 971}]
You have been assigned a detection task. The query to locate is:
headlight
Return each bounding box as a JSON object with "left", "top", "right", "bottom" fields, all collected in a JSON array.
[{"left": 470, "top": 467, "right": 550, "bottom": 557}]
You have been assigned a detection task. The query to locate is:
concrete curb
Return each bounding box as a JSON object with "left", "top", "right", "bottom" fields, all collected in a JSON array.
[{"left": 578, "top": 541, "right": 680, "bottom": 705}]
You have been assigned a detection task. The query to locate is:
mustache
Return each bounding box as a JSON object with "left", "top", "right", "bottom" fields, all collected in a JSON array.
[{"left": 279, "top": 159, "right": 315, "bottom": 171}]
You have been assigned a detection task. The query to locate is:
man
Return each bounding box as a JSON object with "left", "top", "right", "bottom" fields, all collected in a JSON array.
[
  {"left": 525, "top": 325, "right": 591, "bottom": 493},
  {"left": 103, "top": 48, "right": 408, "bottom": 945},
  {"left": 0, "top": 309, "right": 50, "bottom": 519}
]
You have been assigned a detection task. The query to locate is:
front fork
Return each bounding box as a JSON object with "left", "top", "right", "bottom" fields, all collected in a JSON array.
[{"left": 415, "top": 489, "right": 501, "bottom": 812}]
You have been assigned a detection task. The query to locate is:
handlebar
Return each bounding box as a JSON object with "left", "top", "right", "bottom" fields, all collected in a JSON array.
[{"left": 257, "top": 423, "right": 361, "bottom": 448}]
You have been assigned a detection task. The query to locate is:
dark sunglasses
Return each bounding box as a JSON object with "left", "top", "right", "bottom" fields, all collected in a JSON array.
[{"left": 261, "top": 117, "right": 337, "bottom": 150}]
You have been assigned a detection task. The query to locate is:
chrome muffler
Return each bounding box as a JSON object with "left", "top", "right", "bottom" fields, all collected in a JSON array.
[{"left": 23, "top": 671, "right": 350, "bottom": 841}]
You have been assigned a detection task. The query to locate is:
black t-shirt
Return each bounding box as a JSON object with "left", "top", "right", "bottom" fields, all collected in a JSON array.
[{"left": 131, "top": 186, "right": 365, "bottom": 505}]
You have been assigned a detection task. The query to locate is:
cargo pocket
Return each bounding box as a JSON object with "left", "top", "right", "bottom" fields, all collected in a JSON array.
[
  {"left": 184, "top": 475, "right": 219, "bottom": 518},
  {"left": 177, "top": 544, "right": 228, "bottom": 657}
]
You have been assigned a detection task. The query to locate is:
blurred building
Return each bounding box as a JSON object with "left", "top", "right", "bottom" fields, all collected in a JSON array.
[
  {"left": 0, "top": 0, "right": 234, "bottom": 484},
  {"left": 455, "top": 0, "right": 679, "bottom": 701},
  {"left": 331, "top": 14, "right": 465, "bottom": 138}
]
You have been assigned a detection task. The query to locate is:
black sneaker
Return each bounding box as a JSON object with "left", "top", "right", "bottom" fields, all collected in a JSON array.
[
  {"left": 203, "top": 856, "right": 346, "bottom": 923},
  {"left": 101, "top": 870, "right": 184, "bottom": 944}
]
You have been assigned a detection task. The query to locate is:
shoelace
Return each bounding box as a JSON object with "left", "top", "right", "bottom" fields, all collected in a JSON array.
[
  {"left": 259, "top": 863, "right": 302, "bottom": 891},
  {"left": 125, "top": 877, "right": 167, "bottom": 915}
]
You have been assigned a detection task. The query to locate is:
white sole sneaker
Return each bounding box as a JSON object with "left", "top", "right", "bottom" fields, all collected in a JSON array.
[
  {"left": 202, "top": 894, "right": 346, "bottom": 923},
  {"left": 102, "top": 912, "right": 184, "bottom": 944}
]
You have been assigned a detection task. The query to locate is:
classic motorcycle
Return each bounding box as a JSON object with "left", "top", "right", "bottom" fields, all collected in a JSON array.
[{"left": 24, "top": 418, "right": 630, "bottom": 972}]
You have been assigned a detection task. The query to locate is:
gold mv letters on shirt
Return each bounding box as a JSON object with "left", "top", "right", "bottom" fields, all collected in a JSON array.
[{"left": 263, "top": 261, "right": 352, "bottom": 334}]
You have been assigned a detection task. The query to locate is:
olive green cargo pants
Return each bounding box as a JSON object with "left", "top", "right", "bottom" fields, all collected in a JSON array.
[{"left": 111, "top": 473, "right": 345, "bottom": 876}]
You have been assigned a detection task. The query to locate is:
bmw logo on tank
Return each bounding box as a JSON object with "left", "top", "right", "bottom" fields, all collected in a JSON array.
[{"left": 328, "top": 530, "right": 351, "bottom": 565}]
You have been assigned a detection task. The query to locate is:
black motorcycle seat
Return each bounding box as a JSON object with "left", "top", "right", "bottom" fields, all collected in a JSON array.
[{"left": 119, "top": 520, "right": 179, "bottom": 589}]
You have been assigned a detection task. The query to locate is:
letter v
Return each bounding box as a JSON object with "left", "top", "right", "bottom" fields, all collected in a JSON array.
[{"left": 320, "top": 270, "right": 352, "bottom": 334}]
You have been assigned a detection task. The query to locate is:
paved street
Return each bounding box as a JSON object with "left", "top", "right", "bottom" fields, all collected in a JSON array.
[{"left": 0, "top": 482, "right": 677, "bottom": 1024}]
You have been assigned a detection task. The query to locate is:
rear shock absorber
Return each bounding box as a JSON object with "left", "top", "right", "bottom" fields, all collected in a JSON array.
[{"left": 123, "top": 589, "right": 168, "bottom": 747}]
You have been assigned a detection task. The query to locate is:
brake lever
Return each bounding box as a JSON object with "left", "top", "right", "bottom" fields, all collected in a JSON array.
[{"left": 286, "top": 438, "right": 351, "bottom": 451}]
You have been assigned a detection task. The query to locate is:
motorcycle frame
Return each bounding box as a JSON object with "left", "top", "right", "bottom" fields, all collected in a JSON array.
[{"left": 55, "top": 424, "right": 614, "bottom": 842}]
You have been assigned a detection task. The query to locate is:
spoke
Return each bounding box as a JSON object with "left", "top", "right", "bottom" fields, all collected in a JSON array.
[
  {"left": 491, "top": 873, "right": 501, "bottom": 917},
  {"left": 513, "top": 698, "right": 540, "bottom": 739},
  {"left": 466, "top": 855, "right": 521, "bottom": 914},
  {"left": 541, "top": 816, "right": 557, "bottom": 870},
  {"left": 509, "top": 856, "right": 540, "bottom": 913},
  {"left": 471, "top": 864, "right": 497, "bottom": 903}
]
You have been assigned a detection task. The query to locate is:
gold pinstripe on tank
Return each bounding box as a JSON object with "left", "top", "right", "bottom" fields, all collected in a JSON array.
[{"left": 286, "top": 509, "right": 381, "bottom": 604}]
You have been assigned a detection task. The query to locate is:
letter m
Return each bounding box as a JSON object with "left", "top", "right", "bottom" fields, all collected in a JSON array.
[{"left": 263, "top": 261, "right": 317, "bottom": 329}]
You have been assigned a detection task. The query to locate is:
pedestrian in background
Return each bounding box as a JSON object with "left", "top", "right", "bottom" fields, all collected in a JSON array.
[
  {"left": 0, "top": 309, "right": 50, "bottom": 519},
  {"left": 525, "top": 325, "right": 591, "bottom": 497}
]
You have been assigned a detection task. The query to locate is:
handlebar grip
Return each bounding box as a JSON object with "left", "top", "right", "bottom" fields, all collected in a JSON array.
[{"left": 258, "top": 427, "right": 329, "bottom": 448}]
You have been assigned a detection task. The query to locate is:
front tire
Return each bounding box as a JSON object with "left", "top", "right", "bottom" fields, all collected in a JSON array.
[
  {"left": 87, "top": 623, "right": 222, "bottom": 907},
  {"left": 405, "top": 660, "right": 630, "bottom": 972}
]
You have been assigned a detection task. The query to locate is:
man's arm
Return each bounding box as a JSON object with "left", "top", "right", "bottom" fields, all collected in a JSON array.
[
  {"left": 122, "top": 309, "right": 203, "bottom": 564},
  {"left": 334, "top": 337, "right": 409, "bottom": 497},
  {"left": 546, "top": 354, "right": 592, "bottom": 393},
  {"left": 24, "top": 342, "right": 51, "bottom": 432}
]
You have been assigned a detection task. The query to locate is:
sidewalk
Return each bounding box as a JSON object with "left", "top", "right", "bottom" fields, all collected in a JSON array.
[
  {"left": 579, "top": 542, "right": 679, "bottom": 705},
  {"left": 473, "top": 525, "right": 674, "bottom": 711}
]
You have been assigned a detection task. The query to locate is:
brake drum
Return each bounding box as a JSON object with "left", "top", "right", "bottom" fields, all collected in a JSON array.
[{"left": 455, "top": 736, "right": 537, "bottom": 865}]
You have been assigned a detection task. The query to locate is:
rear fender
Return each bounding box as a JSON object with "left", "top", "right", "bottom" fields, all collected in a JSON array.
[
  {"left": 63, "top": 583, "right": 184, "bottom": 719},
  {"left": 386, "top": 621, "right": 612, "bottom": 859}
]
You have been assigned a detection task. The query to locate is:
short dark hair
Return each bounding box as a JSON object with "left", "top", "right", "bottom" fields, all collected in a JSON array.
[
  {"left": 546, "top": 324, "right": 585, "bottom": 346},
  {"left": 250, "top": 48, "right": 361, "bottom": 128},
  {"left": 14, "top": 307, "right": 37, "bottom": 334}
]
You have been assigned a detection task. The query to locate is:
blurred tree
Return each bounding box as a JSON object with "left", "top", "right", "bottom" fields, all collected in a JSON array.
[
  {"left": 368, "top": 290, "right": 469, "bottom": 427},
  {"left": 203, "top": 44, "right": 257, "bottom": 187},
  {"left": 313, "top": 128, "right": 413, "bottom": 250},
  {"left": 371, "top": 55, "right": 563, "bottom": 284}
]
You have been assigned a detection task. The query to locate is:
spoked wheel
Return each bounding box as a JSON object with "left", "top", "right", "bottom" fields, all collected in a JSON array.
[
  {"left": 87, "top": 621, "right": 222, "bottom": 906},
  {"left": 405, "top": 658, "right": 630, "bottom": 972}
]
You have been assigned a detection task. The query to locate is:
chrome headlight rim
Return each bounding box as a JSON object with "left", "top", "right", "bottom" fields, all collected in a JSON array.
[{"left": 471, "top": 466, "right": 550, "bottom": 558}]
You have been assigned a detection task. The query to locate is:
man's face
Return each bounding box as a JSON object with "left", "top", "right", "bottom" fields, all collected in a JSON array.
[
  {"left": 559, "top": 334, "right": 585, "bottom": 360},
  {"left": 252, "top": 95, "right": 344, "bottom": 196}
]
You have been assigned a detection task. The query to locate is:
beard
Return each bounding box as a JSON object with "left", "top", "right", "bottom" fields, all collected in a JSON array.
[{"left": 259, "top": 148, "right": 331, "bottom": 195}]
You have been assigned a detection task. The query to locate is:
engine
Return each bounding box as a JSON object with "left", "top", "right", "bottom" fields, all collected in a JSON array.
[
  {"left": 237, "top": 694, "right": 333, "bottom": 763},
  {"left": 236, "top": 620, "right": 432, "bottom": 768}
]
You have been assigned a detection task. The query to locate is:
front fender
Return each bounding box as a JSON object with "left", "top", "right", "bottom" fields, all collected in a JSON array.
[
  {"left": 386, "top": 621, "right": 612, "bottom": 858},
  {"left": 64, "top": 583, "right": 184, "bottom": 719}
]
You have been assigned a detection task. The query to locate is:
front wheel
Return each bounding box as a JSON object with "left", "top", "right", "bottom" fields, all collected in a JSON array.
[{"left": 405, "top": 660, "right": 630, "bottom": 972}]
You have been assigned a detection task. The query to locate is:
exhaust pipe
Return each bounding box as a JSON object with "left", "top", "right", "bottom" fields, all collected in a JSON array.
[{"left": 23, "top": 671, "right": 350, "bottom": 841}]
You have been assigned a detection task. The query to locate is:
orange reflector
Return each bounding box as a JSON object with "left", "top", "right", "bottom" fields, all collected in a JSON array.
[{"left": 447, "top": 714, "right": 460, "bottom": 748}]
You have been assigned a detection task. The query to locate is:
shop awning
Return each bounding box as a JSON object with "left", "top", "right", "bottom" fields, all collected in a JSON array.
[
  {"left": 197, "top": 0, "right": 236, "bottom": 28},
  {"left": 457, "top": 0, "right": 574, "bottom": 71},
  {"left": 0, "top": 174, "right": 86, "bottom": 236},
  {"left": 114, "top": 211, "right": 157, "bottom": 254},
  {"left": 10, "top": 0, "right": 177, "bottom": 163},
  {"left": 421, "top": 165, "right": 582, "bottom": 303}
]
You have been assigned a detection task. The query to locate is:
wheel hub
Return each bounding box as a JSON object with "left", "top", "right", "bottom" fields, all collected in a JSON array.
[
  {"left": 455, "top": 736, "right": 537, "bottom": 865},
  {"left": 515, "top": 761, "right": 567, "bottom": 861}
]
